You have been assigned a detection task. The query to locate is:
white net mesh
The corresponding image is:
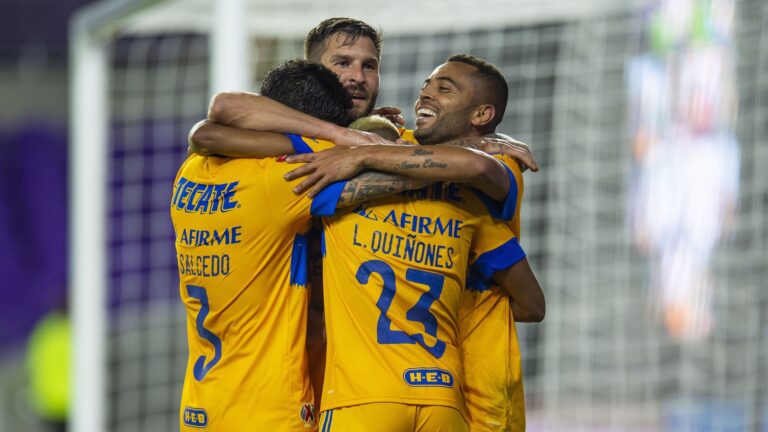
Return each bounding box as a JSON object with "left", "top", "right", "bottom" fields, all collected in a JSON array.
[{"left": 99, "top": 1, "right": 768, "bottom": 430}]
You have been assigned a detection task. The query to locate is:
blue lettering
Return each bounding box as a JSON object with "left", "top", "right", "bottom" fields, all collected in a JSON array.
[
  {"left": 393, "top": 235, "right": 403, "bottom": 258},
  {"left": 417, "top": 216, "right": 432, "bottom": 234},
  {"left": 185, "top": 182, "right": 206, "bottom": 212},
  {"left": 177, "top": 253, "right": 230, "bottom": 277},
  {"left": 400, "top": 213, "right": 413, "bottom": 231},
  {"left": 453, "top": 220, "right": 463, "bottom": 238},
  {"left": 353, "top": 224, "right": 364, "bottom": 247},
  {"left": 446, "top": 247, "right": 454, "bottom": 268},
  {"left": 183, "top": 407, "right": 209, "bottom": 427},
  {"left": 210, "top": 184, "right": 227, "bottom": 212},
  {"left": 198, "top": 230, "right": 209, "bottom": 246},
  {"left": 383, "top": 210, "right": 398, "bottom": 227},
  {"left": 172, "top": 177, "right": 189, "bottom": 207},
  {"left": 177, "top": 180, "right": 195, "bottom": 210},
  {"left": 194, "top": 184, "right": 213, "bottom": 213},
  {"left": 403, "top": 368, "right": 454, "bottom": 387},
  {"left": 221, "top": 181, "right": 239, "bottom": 211},
  {"left": 424, "top": 244, "right": 436, "bottom": 267},
  {"left": 370, "top": 231, "right": 382, "bottom": 253},
  {"left": 231, "top": 226, "right": 241, "bottom": 244},
  {"left": 211, "top": 229, "right": 229, "bottom": 245}
]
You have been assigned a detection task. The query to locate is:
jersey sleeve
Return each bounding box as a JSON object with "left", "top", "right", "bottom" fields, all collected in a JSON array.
[
  {"left": 261, "top": 159, "right": 345, "bottom": 219},
  {"left": 285, "top": 134, "right": 336, "bottom": 154},
  {"left": 469, "top": 217, "right": 526, "bottom": 279},
  {"left": 471, "top": 154, "right": 521, "bottom": 222}
]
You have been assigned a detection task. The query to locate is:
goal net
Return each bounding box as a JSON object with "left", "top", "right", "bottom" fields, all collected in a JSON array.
[{"left": 70, "top": 0, "right": 768, "bottom": 430}]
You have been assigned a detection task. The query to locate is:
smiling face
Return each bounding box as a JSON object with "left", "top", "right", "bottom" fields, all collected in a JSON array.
[
  {"left": 413, "top": 61, "right": 485, "bottom": 145},
  {"left": 318, "top": 33, "right": 380, "bottom": 120}
]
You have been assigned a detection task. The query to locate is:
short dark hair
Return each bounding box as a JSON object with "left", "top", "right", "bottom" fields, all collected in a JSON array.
[
  {"left": 305, "top": 17, "right": 382, "bottom": 62},
  {"left": 447, "top": 54, "right": 508, "bottom": 132},
  {"left": 260, "top": 59, "right": 352, "bottom": 126}
]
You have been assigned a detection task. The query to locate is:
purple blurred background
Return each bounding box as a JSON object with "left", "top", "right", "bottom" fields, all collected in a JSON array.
[{"left": 0, "top": 0, "right": 96, "bottom": 352}]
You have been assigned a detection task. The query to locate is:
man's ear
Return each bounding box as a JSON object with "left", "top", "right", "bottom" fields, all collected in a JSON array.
[{"left": 471, "top": 104, "right": 495, "bottom": 129}]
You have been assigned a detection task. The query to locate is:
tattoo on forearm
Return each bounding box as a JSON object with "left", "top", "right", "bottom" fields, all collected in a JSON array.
[
  {"left": 411, "top": 148, "right": 434, "bottom": 156},
  {"left": 337, "top": 172, "right": 426, "bottom": 207},
  {"left": 422, "top": 159, "right": 447, "bottom": 168},
  {"left": 396, "top": 161, "right": 420, "bottom": 170}
]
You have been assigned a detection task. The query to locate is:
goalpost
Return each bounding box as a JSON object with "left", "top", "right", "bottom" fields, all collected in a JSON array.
[{"left": 70, "top": 0, "right": 768, "bottom": 430}]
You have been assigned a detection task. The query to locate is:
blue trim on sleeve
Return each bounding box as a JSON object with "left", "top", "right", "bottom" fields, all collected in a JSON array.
[
  {"left": 310, "top": 180, "right": 347, "bottom": 216},
  {"left": 472, "top": 164, "right": 518, "bottom": 221},
  {"left": 473, "top": 237, "right": 526, "bottom": 279},
  {"left": 290, "top": 232, "right": 309, "bottom": 286},
  {"left": 286, "top": 133, "right": 313, "bottom": 154}
]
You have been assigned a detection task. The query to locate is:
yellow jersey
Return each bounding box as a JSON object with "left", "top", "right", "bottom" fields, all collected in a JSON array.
[
  {"left": 171, "top": 138, "right": 339, "bottom": 431},
  {"left": 398, "top": 128, "right": 529, "bottom": 430},
  {"left": 460, "top": 156, "right": 527, "bottom": 431},
  {"left": 318, "top": 182, "right": 526, "bottom": 414}
]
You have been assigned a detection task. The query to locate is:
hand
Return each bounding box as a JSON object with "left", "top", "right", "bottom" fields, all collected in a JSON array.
[
  {"left": 284, "top": 147, "right": 367, "bottom": 197},
  {"left": 476, "top": 135, "right": 539, "bottom": 172},
  {"left": 371, "top": 106, "right": 405, "bottom": 126},
  {"left": 332, "top": 128, "right": 393, "bottom": 147}
]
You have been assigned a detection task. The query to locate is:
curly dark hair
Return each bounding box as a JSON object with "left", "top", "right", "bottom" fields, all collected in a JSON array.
[{"left": 260, "top": 59, "right": 352, "bottom": 126}]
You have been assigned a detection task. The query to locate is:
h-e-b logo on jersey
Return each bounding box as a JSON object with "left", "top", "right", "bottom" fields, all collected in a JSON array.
[{"left": 172, "top": 177, "right": 239, "bottom": 214}]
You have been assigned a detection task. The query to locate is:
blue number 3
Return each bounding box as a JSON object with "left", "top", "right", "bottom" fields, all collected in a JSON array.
[
  {"left": 356, "top": 260, "right": 447, "bottom": 358},
  {"left": 187, "top": 285, "right": 223, "bottom": 381}
]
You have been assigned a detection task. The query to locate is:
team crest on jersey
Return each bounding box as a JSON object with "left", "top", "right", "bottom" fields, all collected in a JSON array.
[
  {"left": 182, "top": 407, "right": 208, "bottom": 428},
  {"left": 300, "top": 403, "right": 317, "bottom": 428},
  {"left": 403, "top": 368, "right": 454, "bottom": 387}
]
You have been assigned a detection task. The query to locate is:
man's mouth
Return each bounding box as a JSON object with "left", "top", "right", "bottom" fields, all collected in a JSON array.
[
  {"left": 416, "top": 107, "right": 437, "bottom": 126},
  {"left": 416, "top": 107, "right": 437, "bottom": 119}
]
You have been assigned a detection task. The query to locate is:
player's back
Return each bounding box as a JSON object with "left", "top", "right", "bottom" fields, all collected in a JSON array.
[
  {"left": 171, "top": 154, "right": 322, "bottom": 431},
  {"left": 320, "top": 181, "right": 524, "bottom": 415}
]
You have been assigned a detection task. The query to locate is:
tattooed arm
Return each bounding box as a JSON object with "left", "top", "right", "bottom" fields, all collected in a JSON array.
[
  {"left": 337, "top": 172, "right": 430, "bottom": 208},
  {"left": 285, "top": 144, "right": 510, "bottom": 202}
]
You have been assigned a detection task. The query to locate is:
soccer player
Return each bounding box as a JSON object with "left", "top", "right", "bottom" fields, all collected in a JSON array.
[{"left": 172, "top": 60, "right": 433, "bottom": 432}]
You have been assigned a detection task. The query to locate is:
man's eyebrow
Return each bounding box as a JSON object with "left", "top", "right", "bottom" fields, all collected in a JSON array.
[
  {"left": 329, "top": 54, "right": 379, "bottom": 66},
  {"left": 436, "top": 76, "right": 460, "bottom": 88}
]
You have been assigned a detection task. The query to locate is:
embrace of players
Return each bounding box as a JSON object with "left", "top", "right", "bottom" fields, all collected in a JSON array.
[{"left": 171, "top": 17, "right": 545, "bottom": 432}]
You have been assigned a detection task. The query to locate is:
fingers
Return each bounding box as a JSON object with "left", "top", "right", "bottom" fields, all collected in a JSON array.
[
  {"left": 284, "top": 153, "right": 316, "bottom": 164},
  {"left": 385, "top": 114, "right": 406, "bottom": 126},
  {"left": 293, "top": 172, "right": 322, "bottom": 194},
  {"left": 372, "top": 107, "right": 406, "bottom": 126},
  {"left": 372, "top": 106, "right": 402, "bottom": 115},
  {"left": 284, "top": 164, "right": 315, "bottom": 181},
  {"left": 307, "top": 176, "right": 334, "bottom": 198}
]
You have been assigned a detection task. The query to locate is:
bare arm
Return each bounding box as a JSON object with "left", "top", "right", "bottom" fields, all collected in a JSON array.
[
  {"left": 491, "top": 258, "right": 545, "bottom": 322},
  {"left": 208, "top": 92, "right": 342, "bottom": 138},
  {"left": 207, "top": 92, "right": 384, "bottom": 147},
  {"left": 188, "top": 120, "right": 295, "bottom": 157},
  {"left": 337, "top": 172, "right": 430, "bottom": 208},
  {"left": 285, "top": 144, "right": 509, "bottom": 201}
]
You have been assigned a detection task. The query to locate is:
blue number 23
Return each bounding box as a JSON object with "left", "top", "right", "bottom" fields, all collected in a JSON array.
[{"left": 355, "top": 260, "right": 447, "bottom": 358}]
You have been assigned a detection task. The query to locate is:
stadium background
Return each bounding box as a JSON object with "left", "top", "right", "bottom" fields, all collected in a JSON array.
[{"left": 0, "top": 0, "right": 766, "bottom": 431}]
